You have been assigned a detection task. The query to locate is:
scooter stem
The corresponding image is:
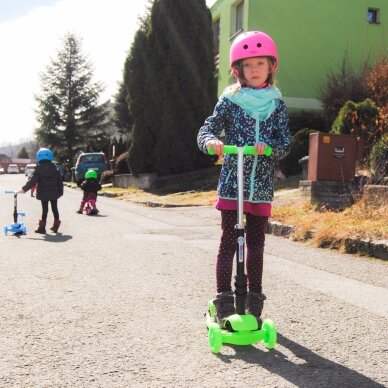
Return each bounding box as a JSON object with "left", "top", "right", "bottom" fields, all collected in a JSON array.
[{"left": 235, "top": 147, "right": 247, "bottom": 315}]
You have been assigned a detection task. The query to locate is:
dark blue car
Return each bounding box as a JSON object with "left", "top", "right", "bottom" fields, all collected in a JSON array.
[{"left": 74, "top": 152, "right": 110, "bottom": 186}]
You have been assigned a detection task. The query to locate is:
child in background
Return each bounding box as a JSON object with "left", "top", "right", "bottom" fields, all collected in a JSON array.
[
  {"left": 77, "top": 170, "right": 102, "bottom": 214},
  {"left": 27, "top": 173, "right": 37, "bottom": 197},
  {"left": 19, "top": 148, "right": 63, "bottom": 233},
  {"left": 197, "top": 31, "right": 291, "bottom": 327}
]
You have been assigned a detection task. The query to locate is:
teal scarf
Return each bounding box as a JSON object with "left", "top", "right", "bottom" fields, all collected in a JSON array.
[{"left": 222, "top": 86, "right": 282, "bottom": 125}]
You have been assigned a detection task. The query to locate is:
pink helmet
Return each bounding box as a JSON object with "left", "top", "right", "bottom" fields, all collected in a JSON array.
[{"left": 230, "top": 31, "right": 278, "bottom": 68}]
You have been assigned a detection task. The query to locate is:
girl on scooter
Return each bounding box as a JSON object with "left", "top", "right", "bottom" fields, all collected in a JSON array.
[{"left": 198, "top": 31, "right": 291, "bottom": 326}]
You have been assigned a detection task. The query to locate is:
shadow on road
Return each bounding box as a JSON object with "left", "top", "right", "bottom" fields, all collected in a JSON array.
[
  {"left": 25, "top": 233, "right": 73, "bottom": 243},
  {"left": 218, "top": 333, "right": 384, "bottom": 388}
]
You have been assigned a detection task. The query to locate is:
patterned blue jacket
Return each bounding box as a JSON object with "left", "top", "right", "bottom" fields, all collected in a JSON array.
[{"left": 197, "top": 94, "right": 291, "bottom": 203}]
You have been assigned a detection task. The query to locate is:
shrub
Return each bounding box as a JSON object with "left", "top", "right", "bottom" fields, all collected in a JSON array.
[
  {"left": 100, "top": 170, "right": 113, "bottom": 184},
  {"left": 115, "top": 151, "right": 130, "bottom": 174},
  {"left": 288, "top": 110, "right": 326, "bottom": 136},
  {"left": 330, "top": 99, "right": 383, "bottom": 148},
  {"left": 279, "top": 128, "right": 317, "bottom": 177},
  {"left": 364, "top": 56, "right": 388, "bottom": 109},
  {"left": 320, "top": 55, "right": 368, "bottom": 130},
  {"left": 369, "top": 137, "right": 388, "bottom": 182}
]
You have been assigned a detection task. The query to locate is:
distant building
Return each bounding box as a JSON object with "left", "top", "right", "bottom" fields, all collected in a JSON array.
[
  {"left": 210, "top": 0, "right": 388, "bottom": 110},
  {"left": 0, "top": 155, "right": 31, "bottom": 173}
]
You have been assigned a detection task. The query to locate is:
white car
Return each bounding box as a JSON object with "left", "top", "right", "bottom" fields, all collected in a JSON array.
[
  {"left": 7, "top": 164, "right": 19, "bottom": 174},
  {"left": 25, "top": 163, "right": 36, "bottom": 176}
]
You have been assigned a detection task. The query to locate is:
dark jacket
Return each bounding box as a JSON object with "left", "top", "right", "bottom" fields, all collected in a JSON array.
[
  {"left": 22, "top": 160, "right": 63, "bottom": 201},
  {"left": 80, "top": 178, "right": 102, "bottom": 198}
]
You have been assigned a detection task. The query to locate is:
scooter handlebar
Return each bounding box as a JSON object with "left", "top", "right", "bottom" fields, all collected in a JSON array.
[
  {"left": 208, "top": 145, "right": 272, "bottom": 156},
  {"left": 5, "top": 190, "right": 17, "bottom": 195}
]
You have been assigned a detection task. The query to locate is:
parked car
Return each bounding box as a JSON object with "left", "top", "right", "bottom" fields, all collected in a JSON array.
[
  {"left": 24, "top": 163, "right": 36, "bottom": 176},
  {"left": 7, "top": 164, "right": 19, "bottom": 174},
  {"left": 0, "top": 167, "right": 4, "bottom": 174},
  {"left": 73, "top": 152, "right": 110, "bottom": 186}
]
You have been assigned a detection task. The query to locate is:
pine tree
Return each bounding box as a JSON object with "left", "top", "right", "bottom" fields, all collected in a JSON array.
[
  {"left": 35, "top": 33, "right": 110, "bottom": 163},
  {"left": 17, "top": 146, "right": 30, "bottom": 159}
]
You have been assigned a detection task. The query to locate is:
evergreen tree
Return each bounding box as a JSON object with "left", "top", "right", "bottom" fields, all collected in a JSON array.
[
  {"left": 149, "top": 0, "right": 217, "bottom": 175},
  {"left": 35, "top": 33, "right": 110, "bottom": 163},
  {"left": 126, "top": 22, "right": 159, "bottom": 174},
  {"left": 113, "top": 81, "right": 133, "bottom": 138},
  {"left": 125, "top": 0, "right": 216, "bottom": 176},
  {"left": 17, "top": 146, "right": 29, "bottom": 159}
]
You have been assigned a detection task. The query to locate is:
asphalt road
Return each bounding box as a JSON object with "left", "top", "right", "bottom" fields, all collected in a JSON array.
[{"left": 1, "top": 174, "right": 387, "bottom": 387}]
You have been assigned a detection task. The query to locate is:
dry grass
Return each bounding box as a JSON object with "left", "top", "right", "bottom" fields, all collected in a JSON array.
[
  {"left": 273, "top": 194, "right": 388, "bottom": 249},
  {"left": 117, "top": 187, "right": 217, "bottom": 207}
]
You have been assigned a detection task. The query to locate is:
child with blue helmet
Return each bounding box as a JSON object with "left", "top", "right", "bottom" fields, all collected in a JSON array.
[{"left": 19, "top": 148, "right": 63, "bottom": 233}]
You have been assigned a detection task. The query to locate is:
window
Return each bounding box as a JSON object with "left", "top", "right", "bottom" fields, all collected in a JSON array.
[
  {"left": 368, "top": 8, "right": 380, "bottom": 24},
  {"left": 235, "top": 1, "right": 244, "bottom": 33}
]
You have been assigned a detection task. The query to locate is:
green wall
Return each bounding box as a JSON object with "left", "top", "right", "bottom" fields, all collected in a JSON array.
[{"left": 211, "top": 0, "right": 388, "bottom": 110}]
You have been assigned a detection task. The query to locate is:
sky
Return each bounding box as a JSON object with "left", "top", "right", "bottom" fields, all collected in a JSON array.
[{"left": 0, "top": 0, "right": 217, "bottom": 146}]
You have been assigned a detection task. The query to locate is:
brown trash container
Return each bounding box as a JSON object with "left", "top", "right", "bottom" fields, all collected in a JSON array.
[{"left": 307, "top": 133, "right": 364, "bottom": 181}]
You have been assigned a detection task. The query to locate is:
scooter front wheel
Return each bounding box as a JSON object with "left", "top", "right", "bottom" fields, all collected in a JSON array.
[
  {"left": 208, "top": 324, "right": 222, "bottom": 353},
  {"left": 261, "top": 319, "right": 277, "bottom": 349}
]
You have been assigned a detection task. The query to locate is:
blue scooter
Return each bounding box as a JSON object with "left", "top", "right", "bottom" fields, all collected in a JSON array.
[{"left": 4, "top": 190, "right": 27, "bottom": 236}]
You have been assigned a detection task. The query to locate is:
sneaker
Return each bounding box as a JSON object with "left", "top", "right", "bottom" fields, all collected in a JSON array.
[
  {"left": 76, "top": 209, "right": 82, "bottom": 214},
  {"left": 213, "top": 291, "right": 235, "bottom": 327},
  {"left": 246, "top": 292, "right": 266, "bottom": 326}
]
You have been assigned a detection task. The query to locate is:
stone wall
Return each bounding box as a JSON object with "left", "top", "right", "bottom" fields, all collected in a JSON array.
[
  {"left": 113, "top": 173, "right": 157, "bottom": 190},
  {"left": 299, "top": 180, "right": 356, "bottom": 209}
]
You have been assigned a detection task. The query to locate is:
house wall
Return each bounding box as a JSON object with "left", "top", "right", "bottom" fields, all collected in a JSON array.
[{"left": 211, "top": 0, "right": 388, "bottom": 110}]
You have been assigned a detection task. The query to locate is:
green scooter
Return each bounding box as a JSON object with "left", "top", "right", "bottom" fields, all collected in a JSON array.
[{"left": 205, "top": 145, "right": 277, "bottom": 353}]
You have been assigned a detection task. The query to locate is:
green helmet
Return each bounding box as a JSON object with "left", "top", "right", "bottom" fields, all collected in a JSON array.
[{"left": 85, "top": 170, "right": 97, "bottom": 179}]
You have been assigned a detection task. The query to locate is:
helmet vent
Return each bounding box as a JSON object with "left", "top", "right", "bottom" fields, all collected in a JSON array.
[
  {"left": 243, "top": 44, "right": 248, "bottom": 49},
  {"left": 257, "top": 43, "right": 262, "bottom": 47}
]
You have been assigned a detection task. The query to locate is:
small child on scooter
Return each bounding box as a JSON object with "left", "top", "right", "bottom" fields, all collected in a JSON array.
[
  {"left": 77, "top": 170, "right": 102, "bottom": 215},
  {"left": 197, "top": 31, "right": 291, "bottom": 327}
]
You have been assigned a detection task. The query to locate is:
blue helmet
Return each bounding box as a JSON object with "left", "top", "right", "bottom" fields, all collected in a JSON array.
[{"left": 36, "top": 148, "right": 53, "bottom": 162}]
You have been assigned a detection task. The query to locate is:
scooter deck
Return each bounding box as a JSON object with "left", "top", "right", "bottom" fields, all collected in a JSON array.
[{"left": 206, "top": 301, "right": 277, "bottom": 352}]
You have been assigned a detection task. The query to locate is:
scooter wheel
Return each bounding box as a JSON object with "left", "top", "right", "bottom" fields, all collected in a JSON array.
[
  {"left": 208, "top": 324, "right": 222, "bottom": 353},
  {"left": 207, "top": 300, "right": 216, "bottom": 319},
  {"left": 261, "top": 319, "right": 277, "bottom": 349}
]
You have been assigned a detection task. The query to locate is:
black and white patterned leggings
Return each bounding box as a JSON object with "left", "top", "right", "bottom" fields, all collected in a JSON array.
[{"left": 216, "top": 210, "right": 268, "bottom": 294}]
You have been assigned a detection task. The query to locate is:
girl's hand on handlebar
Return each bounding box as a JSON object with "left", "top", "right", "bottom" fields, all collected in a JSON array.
[
  {"left": 254, "top": 142, "right": 267, "bottom": 155},
  {"left": 18, "top": 189, "right": 25, "bottom": 194},
  {"left": 206, "top": 140, "right": 224, "bottom": 156}
]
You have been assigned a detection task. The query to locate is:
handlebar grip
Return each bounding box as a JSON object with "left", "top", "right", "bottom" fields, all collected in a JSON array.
[
  {"left": 208, "top": 145, "right": 272, "bottom": 156},
  {"left": 5, "top": 190, "right": 16, "bottom": 194}
]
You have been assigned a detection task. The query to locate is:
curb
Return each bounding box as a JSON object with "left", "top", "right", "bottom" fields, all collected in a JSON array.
[{"left": 267, "top": 221, "right": 388, "bottom": 261}]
